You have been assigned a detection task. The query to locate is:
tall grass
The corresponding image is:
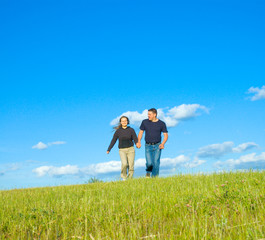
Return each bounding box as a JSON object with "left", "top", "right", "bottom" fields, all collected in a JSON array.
[{"left": 1, "top": 171, "right": 265, "bottom": 239}]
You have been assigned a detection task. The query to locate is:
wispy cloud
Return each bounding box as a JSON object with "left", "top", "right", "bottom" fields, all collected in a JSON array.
[
  {"left": 0, "top": 163, "right": 22, "bottom": 176},
  {"left": 110, "top": 104, "right": 209, "bottom": 127},
  {"left": 32, "top": 154, "right": 205, "bottom": 178},
  {"left": 232, "top": 142, "right": 258, "bottom": 153},
  {"left": 32, "top": 141, "right": 66, "bottom": 150},
  {"left": 247, "top": 86, "right": 265, "bottom": 101},
  {"left": 49, "top": 141, "right": 67, "bottom": 145},
  {"left": 197, "top": 142, "right": 234, "bottom": 158},
  {"left": 184, "top": 157, "right": 206, "bottom": 168},
  {"left": 215, "top": 152, "right": 265, "bottom": 170},
  {"left": 197, "top": 141, "right": 258, "bottom": 159}
]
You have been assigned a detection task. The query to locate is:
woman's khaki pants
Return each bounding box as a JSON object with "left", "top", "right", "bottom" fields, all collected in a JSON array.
[{"left": 119, "top": 146, "right": 135, "bottom": 179}]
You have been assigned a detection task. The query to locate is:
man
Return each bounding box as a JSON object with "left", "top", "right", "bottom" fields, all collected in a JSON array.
[{"left": 136, "top": 108, "right": 168, "bottom": 177}]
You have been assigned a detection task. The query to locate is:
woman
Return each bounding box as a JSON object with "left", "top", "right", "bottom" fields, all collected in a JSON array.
[{"left": 107, "top": 116, "right": 138, "bottom": 180}]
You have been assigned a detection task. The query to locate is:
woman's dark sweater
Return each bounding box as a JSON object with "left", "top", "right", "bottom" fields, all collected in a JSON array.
[{"left": 107, "top": 127, "right": 138, "bottom": 152}]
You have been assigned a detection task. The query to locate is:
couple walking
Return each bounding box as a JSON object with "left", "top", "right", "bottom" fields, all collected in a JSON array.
[{"left": 107, "top": 108, "right": 168, "bottom": 180}]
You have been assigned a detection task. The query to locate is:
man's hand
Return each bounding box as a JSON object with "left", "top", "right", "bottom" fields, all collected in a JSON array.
[
  {"left": 137, "top": 130, "right": 143, "bottom": 149},
  {"left": 106, "top": 151, "right": 110, "bottom": 154},
  {"left": 159, "top": 144, "right": 165, "bottom": 149},
  {"left": 160, "top": 133, "right": 168, "bottom": 149}
]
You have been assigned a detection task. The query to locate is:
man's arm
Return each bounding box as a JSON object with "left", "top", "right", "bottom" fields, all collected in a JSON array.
[
  {"left": 159, "top": 132, "right": 168, "bottom": 149},
  {"left": 136, "top": 130, "right": 144, "bottom": 148}
]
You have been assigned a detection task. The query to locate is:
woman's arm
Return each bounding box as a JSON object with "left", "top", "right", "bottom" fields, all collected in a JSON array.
[
  {"left": 131, "top": 129, "right": 138, "bottom": 145},
  {"left": 107, "top": 131, "right": 118, "bottom": 153}
]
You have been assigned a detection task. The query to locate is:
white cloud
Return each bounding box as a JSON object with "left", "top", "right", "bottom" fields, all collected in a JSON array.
[
  {"left": 134, "top": 158, "right": 146, "bottom": 168},
  {"left": 110, "top": 104, "right": 209, "bottom": 127},
  {"left": 157, "top": 109, "right": 179, "bottom": 127},
  {"left": 197, "top": 141, "right": 259, "bottom": 159},
  {"left": 160, "top": 155, "right": 191, "bottom": 167},
  {"left": 84, "top": 161, "right": 121, "bottom": 174},
  {"left": 247, "top": 86, "right": 265, "bottom": 101},
  {"left": 110, "top": 110, "right": 149, "bottom": 127},
  {"left": 33, "top": 165, "right": 80, "bottom": 177},
  {"left": 31, "top": 140, "right": 260, "bottom": 179},
  {"left": 33, "top": 166, "right": 52, "bottom": 177},
  {"left": 32, "top": 155, "right": 204, "bottom": 178},
  {"left": 215, "top": 152, "right": 265, "bottom": 169},
  {"left": 167, "top": 104, "right": 209, "bottom": 120},
  {"left": 232, "top": 142, "right": 258, "bottom": 153},
  {"left": 32, "top": 142, "right": 48, "bottom": 150},
  {"left": 32, "top": 141, "right": 66, "bottom": 150}
]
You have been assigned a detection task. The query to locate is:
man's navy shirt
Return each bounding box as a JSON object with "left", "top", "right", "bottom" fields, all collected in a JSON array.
[{"left": 140, "top": 119, "right": 168, "bottom": 143}]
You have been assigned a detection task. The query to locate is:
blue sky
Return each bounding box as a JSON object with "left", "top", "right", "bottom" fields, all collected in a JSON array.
[{"left": 0, "top": 0, "right": 264, "bottom": 189}]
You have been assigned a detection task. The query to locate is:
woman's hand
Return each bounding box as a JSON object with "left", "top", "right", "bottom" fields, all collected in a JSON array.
[{"left": 106, "top": 151, "right": 110, "bottom": 154}]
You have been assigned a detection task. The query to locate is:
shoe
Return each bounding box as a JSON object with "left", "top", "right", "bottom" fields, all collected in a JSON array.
[
  {"left": 122, "top": 178, "right": 126, "bottom": 181},
  {"left": 146, "top": 173, "right": 151, "bottom": 178}
]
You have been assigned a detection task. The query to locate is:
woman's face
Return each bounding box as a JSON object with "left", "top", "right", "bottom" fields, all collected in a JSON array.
[{"left": 120, "top": 117, "right": 128, "bottom": 127}]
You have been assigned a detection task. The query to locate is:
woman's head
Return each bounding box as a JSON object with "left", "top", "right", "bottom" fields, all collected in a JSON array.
[
  {"left": 114, "top": 116, "right": 130, "bottom": 130},
  {"left": 120, "top": 116, "right": 129, "bottom": 127}
]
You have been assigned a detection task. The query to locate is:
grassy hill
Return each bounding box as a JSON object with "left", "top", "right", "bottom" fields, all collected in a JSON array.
[{"left": 1, "top": 171, "right": 265, "bottom": 239}]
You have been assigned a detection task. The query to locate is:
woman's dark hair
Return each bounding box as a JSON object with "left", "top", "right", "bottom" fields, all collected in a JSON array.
[{"left": 113, "top": 116, "right": 130, "bottom": 130}]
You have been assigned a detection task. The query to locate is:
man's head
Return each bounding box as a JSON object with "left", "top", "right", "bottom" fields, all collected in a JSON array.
[{"left": 148, "top": 108, "right": 157, "bottom": 121}]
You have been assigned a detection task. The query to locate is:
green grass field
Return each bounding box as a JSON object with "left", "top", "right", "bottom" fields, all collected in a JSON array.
[{"left": 1, "top": 171, "right": 265, "bottom": 239}]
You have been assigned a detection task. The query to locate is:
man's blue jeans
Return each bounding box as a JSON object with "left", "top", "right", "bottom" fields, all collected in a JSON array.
[{"left": 145, "top": 142, "right": 161, "bottom": 177}]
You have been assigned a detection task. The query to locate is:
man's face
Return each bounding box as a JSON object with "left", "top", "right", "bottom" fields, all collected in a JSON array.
[{"left": 148, "top": 111, "right": 156, "bottom": 121}]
